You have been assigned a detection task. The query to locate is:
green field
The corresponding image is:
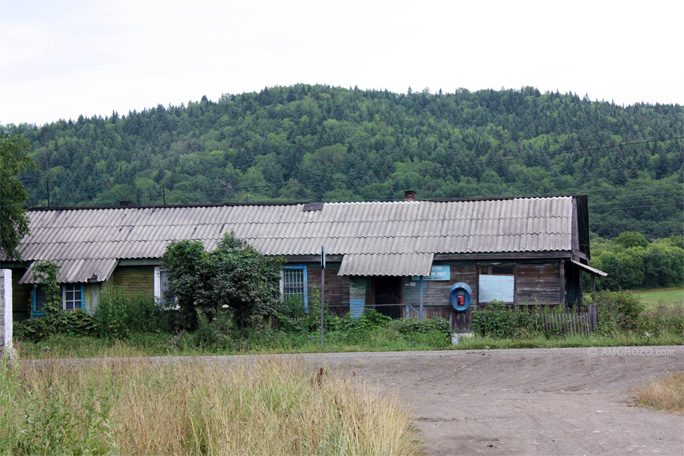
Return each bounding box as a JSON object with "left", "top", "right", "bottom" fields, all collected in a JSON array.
[{"left": 630, "top": 288, "right": 684, "bottom": 309}]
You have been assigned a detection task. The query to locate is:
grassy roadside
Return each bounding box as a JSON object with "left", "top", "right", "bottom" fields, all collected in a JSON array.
[
  {"left": 0, "top": 357, "right": 421, "bottom": 455},
  {"left": 15, "top": 328, "right": 683, "bottom": 359}
]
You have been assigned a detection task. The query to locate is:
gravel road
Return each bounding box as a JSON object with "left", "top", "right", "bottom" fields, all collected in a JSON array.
[{"left": 276, "top": 346, "right": 684, "bottom": 456}]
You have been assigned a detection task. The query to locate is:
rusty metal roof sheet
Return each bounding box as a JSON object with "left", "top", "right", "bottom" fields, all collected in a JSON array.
[{"left": 12, "top": 197, "right": 577, "bottom": 281}]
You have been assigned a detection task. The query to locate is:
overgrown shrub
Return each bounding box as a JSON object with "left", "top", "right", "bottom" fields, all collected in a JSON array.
[
  {"left": 188, "top": 309, "right": 235, "bottom": 350},
  {"left": 637, "top": 304, "right": 684, "bottom": 338},
  {"left": 471, "top": 301, "right": 542, "bottom": 338},
  {"left": 162, "top": 232, "right": 284, "bottom": 330},
  {"left": 15, "top": 310, "right": 97, "bottom": 342},
  {"left": 95, "top": 287, "right": 172, "bottom": 339},
  {"left": 590, "top": 291, "right": 644, "bottom": 335},
  {"left": 389, "top": 317, "right": 452, "bottom": 345}
]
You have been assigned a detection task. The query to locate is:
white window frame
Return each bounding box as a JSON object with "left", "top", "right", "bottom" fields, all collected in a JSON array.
[{"left": 154, "top": 266, "right": 177, "bottom": 309}]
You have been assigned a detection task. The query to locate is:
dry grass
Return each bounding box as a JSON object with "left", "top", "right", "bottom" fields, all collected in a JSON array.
[
  {"left": 1, "top": 357, "right": 421, "bottom": 455},
  {"left": 633, "top": 373, "right": 684, "bottom": 415}
]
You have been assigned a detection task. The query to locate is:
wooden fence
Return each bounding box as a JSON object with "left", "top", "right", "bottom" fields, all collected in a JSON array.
[
  {"left": 537, "top": 304, "right": 597, "bottom": 336},
  {"left": 402, "top": 303, "right": 598, "bottom": 336}
]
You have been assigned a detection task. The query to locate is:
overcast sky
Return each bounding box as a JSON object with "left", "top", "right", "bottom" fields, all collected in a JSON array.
[{"left": 1, "top": 0, "right": 682, "bottom": 126}]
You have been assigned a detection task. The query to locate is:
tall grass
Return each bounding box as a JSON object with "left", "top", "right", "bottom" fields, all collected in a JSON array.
[
  {"left": 633, "top": 373, "right": 684, "bottom": 415},
  {"left": 0, "top": 357, "right": 421, "bottom": 455}
]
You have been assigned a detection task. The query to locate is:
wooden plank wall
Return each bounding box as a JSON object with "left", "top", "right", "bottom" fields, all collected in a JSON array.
[
  {"left": 401, "top": 261, "right": 479, "bottom": 308},
  {"left": 516, "top": 262, "right": 562, "bottom": 305},
  {"left": 11, "top": 268, "right": 32, "bottom": 320},
  {"left": 110, "top": 267, "right": 154, "bottom": 298},
  {"left": 305, "top": 262, "right": 351, "bottom": 315}
]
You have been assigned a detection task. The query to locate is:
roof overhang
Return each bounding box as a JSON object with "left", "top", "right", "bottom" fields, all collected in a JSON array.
[
  {"left": 570, "top": 260, "right": 608, "bottom": 277},
  {"left": 19, "top": 259, "right": 118, "bottom": 284},
  {"left": 338, "top": 253, "right": 434, "bottom": 277}
]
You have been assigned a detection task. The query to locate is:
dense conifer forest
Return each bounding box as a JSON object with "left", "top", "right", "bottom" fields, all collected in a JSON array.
[{"left": 4, "top": 84, "right": 683, "bottom": 239}]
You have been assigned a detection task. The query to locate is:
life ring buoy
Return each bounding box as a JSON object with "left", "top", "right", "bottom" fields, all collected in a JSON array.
[{"left": 450, "top": 282, "right": 473, "bottom": 312}]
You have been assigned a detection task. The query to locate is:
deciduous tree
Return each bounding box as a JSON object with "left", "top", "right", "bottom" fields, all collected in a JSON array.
[{"left": 0, "top": 134, "right": 35, "bottom": 260}]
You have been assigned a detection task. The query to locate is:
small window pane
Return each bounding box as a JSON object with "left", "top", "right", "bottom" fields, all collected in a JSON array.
[
  {"left": 283, "top": 269, "right": 305, "bottom": 298},
  {"left": 160, "top": 270, "right": 173, "bottom": 306},
  {"left": 35, "top": 287, "right": 46, "bottom": 313},
  {"left": 491, "top": 265, "right": 514, "bottom": 275},
  {"left": 63, "top": 284, "right": 82, "bottom": 311}
]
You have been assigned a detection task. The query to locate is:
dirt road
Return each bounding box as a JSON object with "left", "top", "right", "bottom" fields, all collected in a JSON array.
[{"left": 284, "top": 347, "right": 684, "bottom": 455}]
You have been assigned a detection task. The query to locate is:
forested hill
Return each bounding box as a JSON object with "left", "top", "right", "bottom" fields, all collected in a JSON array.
[{"left": 5, "top": 84, "right": 684, "bottom": 239}]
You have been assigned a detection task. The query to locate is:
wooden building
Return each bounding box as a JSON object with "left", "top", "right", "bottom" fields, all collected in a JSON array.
[{"left": 2, "top": 195, "right": 606, "bottom": 330}]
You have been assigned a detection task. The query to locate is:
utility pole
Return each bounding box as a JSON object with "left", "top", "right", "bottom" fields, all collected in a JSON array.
[
  {"left": 44, "top": 128, "right": 50, "bottom": 207},
  {"left": 320, "top": 245, "right": 326, "bottom": 347}
]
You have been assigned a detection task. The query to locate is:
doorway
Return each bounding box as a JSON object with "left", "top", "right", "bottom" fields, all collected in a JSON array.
[{"left": 374, "top": 277, "right": 401, "bottom": 319}]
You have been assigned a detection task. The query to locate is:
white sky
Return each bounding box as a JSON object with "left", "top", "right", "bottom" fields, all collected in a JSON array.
[{"left": 1, "top": 0, "right": 682, "bottom": 126}]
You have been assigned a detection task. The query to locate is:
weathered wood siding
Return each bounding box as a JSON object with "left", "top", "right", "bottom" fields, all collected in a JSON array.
[
  {"left": 109, "top": 266, "right": 154, "bottom": 298},
  {"left": 305, "top": 262, "right": 351, "bottom": 316},
  {"left": 82, "top": 283, "right": 102, "bottom": 313},
  {"left": 11, "top": 268, "right": 31, "bottom": 321},
  {"left": 516, "top": 262, "right": 562, "bottom": 305},
  {"left": 399, "top": 261, "right": 479, "bottom": 330},
  {"left": 401, "top": 261, "right": 479, "bottom": 307}
]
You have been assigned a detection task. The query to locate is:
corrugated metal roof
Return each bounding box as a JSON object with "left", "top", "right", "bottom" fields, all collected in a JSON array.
[
  {"left": 339, "top": 253, "right": 434, "bottom": 277},
  {"left": 11, "top": 197, "right": 577, "bottom": 281},
  {"left": 19, "top": 258, "right": 118, "bottom": 284}
]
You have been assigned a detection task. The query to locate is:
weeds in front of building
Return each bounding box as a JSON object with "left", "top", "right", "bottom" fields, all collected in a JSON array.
[
  {"left": 0, "top": 357, "right": 421, "bottom": 455},
  {"left": 12, "top": 287, "right": 682, "bottom": 358}
]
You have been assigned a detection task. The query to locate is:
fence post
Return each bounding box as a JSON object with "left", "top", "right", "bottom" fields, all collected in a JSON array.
[
  {"left": 1, "top": 269, "right": 15, "bottom": 361},
  {"left": 588, "top": 304, "right": 597, "bottom": 333}
]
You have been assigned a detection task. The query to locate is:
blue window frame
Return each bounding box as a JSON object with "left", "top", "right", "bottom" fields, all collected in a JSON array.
[
  {"left": 281, "top": 265, "right": 308, "bottom": 312},
  {"left": 33, "top": 284, "right": 85, "bottom": 316}
]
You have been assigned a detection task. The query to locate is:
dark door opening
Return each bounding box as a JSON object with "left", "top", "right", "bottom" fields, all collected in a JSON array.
[{"left": 374, "top": 277, "right": 401, "bottom": 319}]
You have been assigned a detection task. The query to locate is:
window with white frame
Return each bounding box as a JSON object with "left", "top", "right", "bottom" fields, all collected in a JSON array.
[
  {"left": 63, "top": 284, "right": 82, "bottom": 310},
  {"left": 281, "top": 265, "right": 308, "bottom": 311},
  {"left": 154, "top": 266, "right": 176, "bottom": 308}
]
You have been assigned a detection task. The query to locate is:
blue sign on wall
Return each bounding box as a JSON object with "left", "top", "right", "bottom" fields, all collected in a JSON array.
[{"left": 412, "top": 265, "right": 450, "bottom": 281}]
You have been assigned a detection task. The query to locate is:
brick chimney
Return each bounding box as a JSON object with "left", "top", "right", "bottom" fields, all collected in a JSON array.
[{"left": 404, "top": 190, "right": 416, "bottom": 201}]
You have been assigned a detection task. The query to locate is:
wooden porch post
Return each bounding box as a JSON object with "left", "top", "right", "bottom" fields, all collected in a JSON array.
[{"left": 559, "top": 260, "right": 566, "bottom": 307}]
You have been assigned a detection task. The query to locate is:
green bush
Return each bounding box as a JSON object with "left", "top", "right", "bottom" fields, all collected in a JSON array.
[
  {"left": 590, "top": 291, "right": 644, "bottom": 335},
  {"left": 471, "top": 301, "right": 541, "bottom": 338},
  {"left": 389, "top": 317, "right": 452, "bottom": 345},
  {"left": 188, "top": 309, "right": 235, "bottom": 350},
  {"left": 95, "top": 287, "right": 172, "bottom": 339},
  {"left": 161, "top": 232, "right": 284, "bottom": 330},
  {"left": 15, "top": 310, "right": 97, "bottom": 343},
  {"left": 637, "top": 304, "right": 684, "bottom": 338}
]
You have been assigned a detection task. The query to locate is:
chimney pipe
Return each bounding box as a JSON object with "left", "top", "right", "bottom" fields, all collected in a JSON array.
[{"left": 404, "top": 190, "right": 416, "bottom": 201}]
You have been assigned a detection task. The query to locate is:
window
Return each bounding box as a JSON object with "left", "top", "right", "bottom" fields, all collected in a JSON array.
[
  {"left": 154, "top": 267, "right": 176, "bottom": 308},
  {"left": 478, "top": 263, "right": 515, "bottom": 303},
  {"left": 33, "top": 284, "right": 84, "bottom": 315},
  {"left": 63, "top": 284, "right": 82, "bottom": 310},
  {"left": 281, "top": 265, "right": 308, "bottom": 312},
  {"left": 34, "top": 286, "right": 46, "bottom": 314}
]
